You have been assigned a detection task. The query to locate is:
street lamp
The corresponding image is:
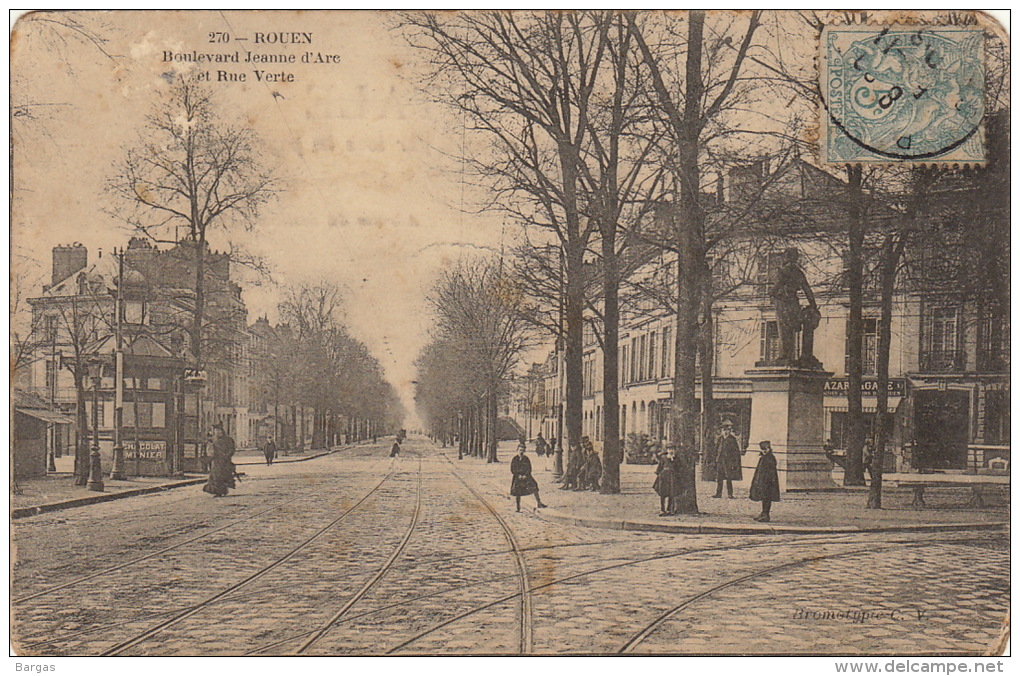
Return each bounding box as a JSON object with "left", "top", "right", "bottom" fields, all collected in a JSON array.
[
  {"left": 109, "top": 247, "right": 126, "bottom": 480},
  {"left": 86, "top": 357, "right": 105, "bottom": 491}
]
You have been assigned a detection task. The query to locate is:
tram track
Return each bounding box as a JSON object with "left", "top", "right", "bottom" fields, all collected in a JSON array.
[
  {"left": 97, "top": 459, "right": 400, "bottom": 656},
  {"left": 294, "top": 458, "right": 424, "bottom": 654}
]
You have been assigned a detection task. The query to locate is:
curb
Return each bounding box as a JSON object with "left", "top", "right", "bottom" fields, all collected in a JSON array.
[
  {"left": 234, "top": 446, "right": 344, "bottom": 466},
  {"left": 12, "top": 444, "right": 360, "bottom": 520},
  {"left": 537, "top": 508, "right": 1008, "bottom": 536},
  {"left": 11, "top": 478, "right": 206, "bottom": 520}
]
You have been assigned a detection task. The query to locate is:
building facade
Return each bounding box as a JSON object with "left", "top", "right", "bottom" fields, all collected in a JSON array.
[
  {"left": 25, "top": 237, "right": 254, "bottom": 476},
  {"left": 558, "top": 154, "right": 1008, "bottom": 478}
]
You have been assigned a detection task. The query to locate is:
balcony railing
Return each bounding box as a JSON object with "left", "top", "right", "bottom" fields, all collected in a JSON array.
[{"left": 919, "top": 349, "right": 967, "bottom": 373}]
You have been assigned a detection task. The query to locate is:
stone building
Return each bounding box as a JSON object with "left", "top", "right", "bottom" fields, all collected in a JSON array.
[
  {"left": 24, "top": 237, "right": 253, "bottom": 476},
  {"left": 563, "top": 146, "right": 1008, "bottom": 481}
]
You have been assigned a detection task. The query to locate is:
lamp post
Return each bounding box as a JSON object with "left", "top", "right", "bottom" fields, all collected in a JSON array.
[
  {"left": 110, "top": 247, "right": 126, "bottom": 480},
  {"left": 86, "top": 358, "right": 105, "bottom": 491}
]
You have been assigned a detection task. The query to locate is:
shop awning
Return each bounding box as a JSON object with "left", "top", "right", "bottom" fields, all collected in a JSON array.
[{"left": 15, "top": 407, "right": 74, "bottom": 424}]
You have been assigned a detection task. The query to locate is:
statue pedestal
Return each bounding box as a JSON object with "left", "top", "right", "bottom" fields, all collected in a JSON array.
[{"left": 740, "top": 366, "right": 835, "bottom": 492}]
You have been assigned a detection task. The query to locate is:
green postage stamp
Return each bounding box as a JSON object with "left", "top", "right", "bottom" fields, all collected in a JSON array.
[{"left": 820, "top": 25, "right": 985, "bottom": 163}]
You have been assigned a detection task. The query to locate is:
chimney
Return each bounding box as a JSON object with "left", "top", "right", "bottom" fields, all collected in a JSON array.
[{"left": 52, "top": 243, "right": 88, "bottom": 286}]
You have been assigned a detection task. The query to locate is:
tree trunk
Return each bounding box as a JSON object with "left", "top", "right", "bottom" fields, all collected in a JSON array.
[
  {"left": 600, "top": 240, "right": 622, "bottom": 493},
  {"left": 844, "top": 165, "right": 867, "bottom": 486},
  {"left": 73, "top": 370, "right": 88, "bottom": 486},
  {"left": 486, "top": 386, "right": 499, "bottom": 463},
  {"left": 699, "top": 292, "right": 717, "bottom": 477},
  {"left": 563, "top": 236, "right": 586, "bottom": 484},
  {"left": 867, "top": 235, "right": 900, "bottom": 509},
  {"left": 669, "top": 11, "right": 707, "bottom": 515}
]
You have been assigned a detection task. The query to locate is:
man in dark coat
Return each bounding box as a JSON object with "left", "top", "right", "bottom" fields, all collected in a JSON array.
[
  {"left": 390, "top": 440, "right": 401, "bottom": 458},
  {"left": 203, "top": 423, "right": 237, "bottom": 497},
  {"left": 712, "top": 421, "right": 743, "bottom": 498},
  {"left": 510, "top": 445, "right": 546, "bottom": 511},
  {"left": 262, "top": 436, "right": 277, "bottom": 466},
  {"left": 749, "top": 440, "right": 781, "bottom": 522}
]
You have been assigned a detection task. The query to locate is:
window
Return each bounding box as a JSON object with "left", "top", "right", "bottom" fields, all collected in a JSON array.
[
  {"left": 648, "top": 332, "right": 657, "bottom": 381},
  {"left": 124, "top": 300, "right": 145, "bottom": 324},
  {"left": 620, "top": 344, "right": 629, "bottom": 384},
  {"left": 44, "top": 315, "right": 58, "bottom": 343},
  {"left": 756, "top": 251, "right": 784, "bottom": 297},
  {"left": 984, "top": 391, "right": 1010, "bottom": 445},
  {"left": 846, "top": 318, "right": 878, "bottom": 376},
  {"left": 921, "top": 306, "right": 962, "bottom": 372},
  {"left": 629, "top": 339, "right": 638, "bottom": 384},
  {"left": 978, "top": 311, "right": 1008, "bottom": 372},
  {"left": 760, "top": 319, "right": 780, "bottom": 365},
  {"left": 661, "top": 326, "right": 672, "bottom": 379}
]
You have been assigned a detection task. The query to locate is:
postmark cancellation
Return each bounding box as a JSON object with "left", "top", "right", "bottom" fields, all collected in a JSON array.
[{"left": 820, "top": 24, "right": 985, "bottom": 164}]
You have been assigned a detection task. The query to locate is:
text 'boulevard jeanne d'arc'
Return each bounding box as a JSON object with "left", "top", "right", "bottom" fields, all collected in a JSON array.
[{"left": 163, "top": 51, "right": 341, "bottom": 65}]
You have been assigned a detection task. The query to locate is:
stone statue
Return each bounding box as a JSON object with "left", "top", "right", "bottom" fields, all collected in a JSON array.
[{"left": 769, "top": 248, "right": 821, "bottom": 368}]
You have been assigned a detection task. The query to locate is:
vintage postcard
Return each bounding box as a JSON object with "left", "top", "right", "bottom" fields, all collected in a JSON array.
[{"left": 10, "top": 10, "right": 1010, "bottom": 660}]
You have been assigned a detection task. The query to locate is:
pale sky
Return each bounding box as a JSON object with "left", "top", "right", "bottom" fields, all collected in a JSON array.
[{"left": 11, "top": 11, "right": 507, "bottom": 422}]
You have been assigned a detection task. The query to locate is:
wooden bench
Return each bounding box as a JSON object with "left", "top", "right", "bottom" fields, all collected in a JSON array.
[{"left": 885, "top": 473, "right": 1009, "bottom": 508}]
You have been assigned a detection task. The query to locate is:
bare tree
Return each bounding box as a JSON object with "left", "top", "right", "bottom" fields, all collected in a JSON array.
[
  {"left": 109, "top": 75, "right": 278, "bottom": 374},
  {"left": 427, "top": 258, "right": 533, "bottom": 462},
  {"left": 628, "top": 10, "right": 764, "bottom": 513},
  {"left": 403, "top": 10, "right": 615, "bottom": 478}
]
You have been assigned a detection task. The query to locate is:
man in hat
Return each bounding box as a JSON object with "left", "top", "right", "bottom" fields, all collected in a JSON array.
[
  {"left": 749, "top": 440, "right": 781, "bottom": 522},
  {"left": 712, "top": 420, "right": 743, "bottom": 498}
]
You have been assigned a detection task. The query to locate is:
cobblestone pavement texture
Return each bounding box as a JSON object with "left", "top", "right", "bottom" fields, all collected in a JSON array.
[{"left": 11, "top": 438, "right": 1009, "bottom": 656}]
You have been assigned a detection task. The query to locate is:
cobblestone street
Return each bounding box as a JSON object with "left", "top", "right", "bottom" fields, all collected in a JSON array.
[{"left": 11, "top": 438, "right": 1009, "bottom": 656}]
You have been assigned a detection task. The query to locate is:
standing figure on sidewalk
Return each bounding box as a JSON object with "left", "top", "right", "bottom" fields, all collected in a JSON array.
[
  {"left": 653, "top": 446, "right": 679, "bottom": 515},
  {"left": 510, "top": 445, "right": 547, "bottom": 512},
  {"left": 203, "top": 423, "right": 237, "bottom": 498},
  {"left": 561, "top": 441, "right": 581, "bottom": 490},
  {"left": 582, "top": 446, "right": 602, "bottom": 491},
  {"left": 534, "top": 432, "right": 548, "bottom": 458},
  {"left": 749, "top": 440, "right": 780, "bottom": 522},
  {"left": 712, "top": 420, "right": 744, "bottom": 498},
  {"left": 262, "top": 436, "right": 277, "bottom": 466}
]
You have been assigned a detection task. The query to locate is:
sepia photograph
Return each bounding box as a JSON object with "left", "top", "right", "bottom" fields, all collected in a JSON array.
[{"left": 9, "top": 9, "right": 1010, "bottom": 661}]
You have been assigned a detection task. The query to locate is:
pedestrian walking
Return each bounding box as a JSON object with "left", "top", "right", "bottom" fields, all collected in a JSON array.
[
  {"left": 262, "top": 436, "right": 277, "bottom": 466},
  {"left": 712, "top": 420, "right": 744, "bottom": 498},
  {"left": 653, "top": 446, "right": 679, "bottom": 515},
  {"left": 203, "top": 423, "right": 237, "bottom": 498},
  {"left": 510, "top": 445, "right": 547, "bottom": 512},
  {"left": 390, "top": 440, "right": 401, "bottom": 459},
  {"left": 749, "top": 440, "right": 780, "bottom": 522}
]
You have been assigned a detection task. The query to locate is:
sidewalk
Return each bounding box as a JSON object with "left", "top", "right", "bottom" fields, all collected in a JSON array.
[
  {"left": 455, "top": 443, "right": 1009, "bottom": 535},
  {"left": 10, "top": 443, "right": 356, "bottom": 519}
]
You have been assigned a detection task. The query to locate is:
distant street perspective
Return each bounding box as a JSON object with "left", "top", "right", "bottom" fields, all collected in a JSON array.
[
  {"left": 10, "top": 10, "right": 1010, "bottom": 658},
  {"left": 10, "top": 437, "right": 1009, "bottom": 656}
]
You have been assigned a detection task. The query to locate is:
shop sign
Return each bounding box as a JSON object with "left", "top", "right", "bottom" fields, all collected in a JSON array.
[
  {"left": 824, "top": 378, "right": 905, "bottom": 397},
  {"left": 130, "top": 440, "right": 166, "bottom": 460}
]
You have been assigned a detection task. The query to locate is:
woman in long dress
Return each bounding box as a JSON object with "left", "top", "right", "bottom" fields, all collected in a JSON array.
[
  {"left": 203, "top": 423, "right": 236, "bottom": 498},
  {"left": 510, "top": 445, "right": 547, "bottom": 512}
]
